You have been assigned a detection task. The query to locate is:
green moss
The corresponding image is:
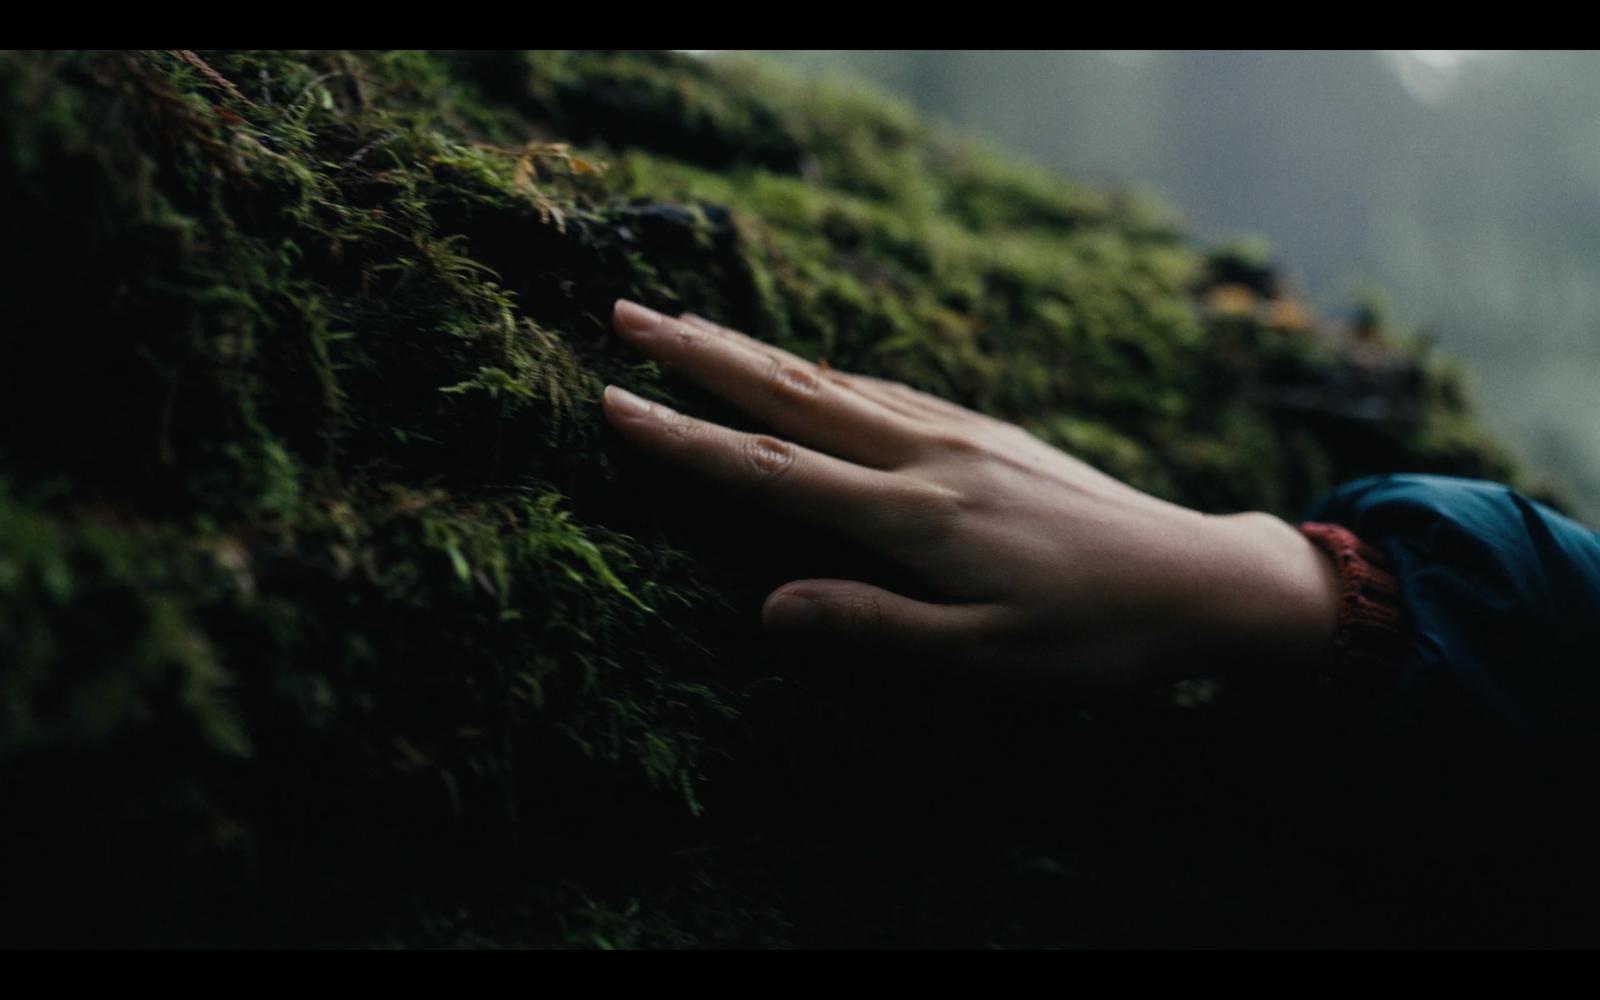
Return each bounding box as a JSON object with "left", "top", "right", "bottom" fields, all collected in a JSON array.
[
  {"left": 0, "top": 481, "right": 246, "bottom": 759},
  {"left": 0, "top": 50, "right": 1549, "bottom": 947}
]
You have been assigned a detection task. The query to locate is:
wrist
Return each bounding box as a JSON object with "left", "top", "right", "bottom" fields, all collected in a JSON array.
[{"left": 1188, "top": 511, "right": 1342, "bottom": 680}]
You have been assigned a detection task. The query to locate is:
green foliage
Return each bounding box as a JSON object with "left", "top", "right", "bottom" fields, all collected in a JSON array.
[
  {"left": 0, "top": 50, "right": 1545, "bottom": 947},
  {"left": 0, "top": 482, "right": 246, "bottom": 759}
]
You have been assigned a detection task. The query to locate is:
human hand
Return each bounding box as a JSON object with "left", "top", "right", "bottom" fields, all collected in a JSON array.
[{"left": 601, "top": 300, "right": 1340, "bottom": 695}]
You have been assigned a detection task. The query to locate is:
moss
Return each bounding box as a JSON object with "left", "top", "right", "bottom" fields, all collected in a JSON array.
[{"left": 0, "top": 50, "right": 1552, "bottom": 947}]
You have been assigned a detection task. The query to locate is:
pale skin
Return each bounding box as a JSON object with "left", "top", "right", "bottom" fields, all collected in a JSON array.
[{"left": 601, "top": 299, "right": 1342, "bottom": 698}]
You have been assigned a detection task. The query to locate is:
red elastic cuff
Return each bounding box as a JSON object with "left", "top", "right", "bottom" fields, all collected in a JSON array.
[{"left": 1297, "top": 522, "right": 1413, "bottom": 695}]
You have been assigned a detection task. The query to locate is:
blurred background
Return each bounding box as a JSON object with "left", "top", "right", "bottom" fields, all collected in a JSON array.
[{"left": 727, "top": 51, "right": 1600, "bottom": 524}]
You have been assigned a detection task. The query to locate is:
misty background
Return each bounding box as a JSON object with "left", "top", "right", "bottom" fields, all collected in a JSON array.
[{"left": 735, "top": 51, "right": 1600, "bottom": 524}]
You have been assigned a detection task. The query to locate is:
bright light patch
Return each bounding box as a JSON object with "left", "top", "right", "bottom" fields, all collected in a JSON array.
[{"left": 1380, "top": 50, "right": 1501, "bottom": 104}]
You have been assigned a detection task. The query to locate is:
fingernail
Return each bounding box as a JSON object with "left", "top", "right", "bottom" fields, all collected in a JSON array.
[
  {"left": 763, "top": 593, "right": 818, "bottom": 630},
  {"left": 604, "top": 384, "right": 652, "bottom": 419},
  {"left": 614, "top": 299, "right": 666, "bottom": 337}
]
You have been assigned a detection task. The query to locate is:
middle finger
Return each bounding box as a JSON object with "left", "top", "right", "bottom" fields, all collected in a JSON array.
[{"left": 678, "top": 312, "right": 988, "bottom": 428}]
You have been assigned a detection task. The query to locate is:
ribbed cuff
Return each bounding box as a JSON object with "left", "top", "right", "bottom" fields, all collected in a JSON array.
[{"left": 1297, "top": 522, "right": 1412, "bottom": 697}]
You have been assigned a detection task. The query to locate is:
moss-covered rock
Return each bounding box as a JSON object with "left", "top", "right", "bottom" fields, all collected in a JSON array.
[{"left": 0, "top": 50, "right": 1550, "bottom": 947}]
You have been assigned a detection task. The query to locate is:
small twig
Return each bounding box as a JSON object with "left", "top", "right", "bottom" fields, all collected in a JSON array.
[
  {"left": 339, "top": 129, "right": 400, "bottom": 173},
  {"left": 292, "top": 71, "right": 336, "bottom": 108},
  {"left": 170, "top": 49, "right": 258, "bottom": 109},
  {"left": 468, "top": 141, "right": 523, "bottom": 157}
]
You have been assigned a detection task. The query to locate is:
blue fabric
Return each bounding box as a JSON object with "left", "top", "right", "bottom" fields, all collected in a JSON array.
[{"left": 1303, "top": 474, "right": 1600, "bottom": 741}]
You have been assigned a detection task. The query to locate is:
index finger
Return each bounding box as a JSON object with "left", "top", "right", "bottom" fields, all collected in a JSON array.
[{"left": 612, "top": 300, "right": 920, "bottom": 470}]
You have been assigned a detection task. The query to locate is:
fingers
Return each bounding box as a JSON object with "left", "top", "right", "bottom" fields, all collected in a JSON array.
[
  {"left": 829, "top": 370, "right": 987, "bottom": 425},
  {"left": 603, "top": 385, "right": 956, "bottom": 555},
  {"left": 678, "top": 309, "right": 990, "bottom": 428},
  {"left": 613, "top": 300, "right": 919, "bottom": 469},
  {"left": 762, "top": 579, "right": 1001, "bottom": 662},
  {"left": 675, "top": 312, "right": 787, "bottom": 362}
]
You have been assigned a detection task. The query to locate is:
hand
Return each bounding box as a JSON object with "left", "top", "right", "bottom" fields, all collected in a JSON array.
[{"left": 601, "top": 300, "right": 1340, "bottom": 695}]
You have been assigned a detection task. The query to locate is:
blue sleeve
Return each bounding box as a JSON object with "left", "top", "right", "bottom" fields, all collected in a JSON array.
[{"left": 1303, "top": 474, "right": 1600, "bottom": 742}]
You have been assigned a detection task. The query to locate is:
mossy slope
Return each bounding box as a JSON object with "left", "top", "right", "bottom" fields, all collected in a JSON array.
[{"left": 0, "top": 50, "right": 1537, "bottom": 947}]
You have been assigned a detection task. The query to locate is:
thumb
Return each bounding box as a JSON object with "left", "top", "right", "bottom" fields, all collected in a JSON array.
[{"left": 762, "top": 579, "right": 997, "bottom": 653}]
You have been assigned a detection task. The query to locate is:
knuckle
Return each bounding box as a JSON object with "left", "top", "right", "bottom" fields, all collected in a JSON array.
[
  {"left": 927, "top": 431, "right": 982, "bottom": 455},
  {"left": 657, "top": 408, "right": 691, "bottom": 444},
  {"left": 672, "top": 323, "right": 700, "bottom": 351},
  {"left": 835, "top": 590, "right": 887, "bottom": 636},
  {"left": 743, "top": 433, "right": 797, "bottom": 483},
  {"left": 651, "top": 317, "right": 702, "bottom": 355},
  {"left": 767, "top": 355, "right": 826, "bottom": 404},
  {"left": 890, "top": 481, "right": 963, "bottom": 546},
  {"left": 930, "top": 483, "right": 969, "bottom": 530}
]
